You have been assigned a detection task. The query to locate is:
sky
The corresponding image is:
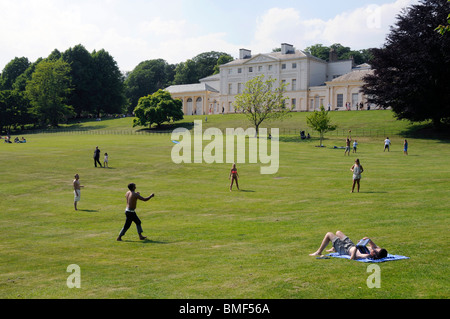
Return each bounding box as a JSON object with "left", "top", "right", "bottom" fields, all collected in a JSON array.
[{"left": 0, "top": 0, "right": 420, "bottom": 72}]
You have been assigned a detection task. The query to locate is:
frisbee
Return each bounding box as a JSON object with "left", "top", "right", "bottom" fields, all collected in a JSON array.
[{"left": 172, "top": 140, "right": 180, "bottom": 144}]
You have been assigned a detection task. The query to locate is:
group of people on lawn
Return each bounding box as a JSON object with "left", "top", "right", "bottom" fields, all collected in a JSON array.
[{"left": 73, "top": 139, "right": 392, "bottom": 260}]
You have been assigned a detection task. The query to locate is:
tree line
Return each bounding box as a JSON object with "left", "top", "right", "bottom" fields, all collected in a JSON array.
[
  {"left": 0, "top": 42, "right": 374, "bottom": 133},
  {"left": 0, "top": 45, "right": 233, "bottom": 133},
  {"left": 4, "top": 2, "right": 447, "bottom": 136}
]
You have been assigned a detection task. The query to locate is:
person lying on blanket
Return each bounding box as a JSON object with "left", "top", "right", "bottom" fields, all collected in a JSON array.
[{"left": 309, "top": 231, "right": 388, "bottom": 260}]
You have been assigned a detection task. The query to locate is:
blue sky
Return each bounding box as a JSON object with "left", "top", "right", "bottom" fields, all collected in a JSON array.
[{"left": 0, "top": 0, "right": 419, "bottom": 72}]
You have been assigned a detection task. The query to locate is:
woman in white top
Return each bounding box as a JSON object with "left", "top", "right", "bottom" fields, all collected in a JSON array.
[{"left": 351, "top": 159, "right": 364, "bottom": 193}]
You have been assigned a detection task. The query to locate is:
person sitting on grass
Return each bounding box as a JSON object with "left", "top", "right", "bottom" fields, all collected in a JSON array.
[{"left": 309, "top": 231, "right": 388, "bottom": 260}]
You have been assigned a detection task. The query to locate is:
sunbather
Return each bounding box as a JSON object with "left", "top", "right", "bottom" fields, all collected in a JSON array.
[{"left": 309, "top": 231, "right": 388, "bottom": 260}]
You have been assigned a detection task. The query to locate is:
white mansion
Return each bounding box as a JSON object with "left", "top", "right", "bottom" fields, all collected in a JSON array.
[{"left": 166, "top": 43, "right": 374, "bottom": 115}]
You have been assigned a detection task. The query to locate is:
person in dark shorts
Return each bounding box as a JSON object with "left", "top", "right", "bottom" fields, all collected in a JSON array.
[
  {"left": 117, "top": 183, "right": 155, "bottom": 241},
  {"left": 309, "top": 231, "right": 388, "bottom": 260}
]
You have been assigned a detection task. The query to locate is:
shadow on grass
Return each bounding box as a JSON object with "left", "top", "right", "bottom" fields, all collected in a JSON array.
[
  {"left": 358, "top": 191, "right": 388, "bottom": 194},
  {"left": 238, "top": 189, "right": 255, "bottom": 193},
  {"left": 119, "top": 239, "right": 169, "bottom": 244},
  {"left": 399, "top": 122, "right": 450, "bottom": 143},
  {"left": 279, "top": 136, "right": 316, "bottom": 143},
  {"left": 77, "top": 209, "right": 98, "bottom": 212},
  {"left": 136, "top": 122, "right": 195, "bottom": 133}
]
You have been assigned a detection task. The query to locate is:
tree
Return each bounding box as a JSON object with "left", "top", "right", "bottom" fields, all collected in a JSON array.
[
  {"left": 133, "top": 89, "right": 183, "bottom": 128},
  {"left": 62, "top": 44, "right": 96, "bottom": 117},
  {"left": 305, "top": 44, "right": 374, "bottom": 64},
  {"left": 0, "top": 90, "right": 32, "bottom": 133},
  {"left": 306, "top": 106, "right": 337, "bottom": 147},
  {"left": 305, "top": 44, "right": 331, "bottom": 61},
  {"left": 91, "top": 49, "right": 126, "bottom": 117},
  {"left": 174, "top": 51, "right": 233, "bottom": 84},
  {"left": 362, "top": 0, "right": 450, "bottom": 127},
  {"left": 213, "top": 54, "right": 234, "bottom": 74},
  {"left": 25, "top": 60, "right": 74, "bottom": 127},
  {"left": 0, "top": 57, "right": 31, "bottom": 90},
  {"left": 435, "top": 0, "right": 450, "bottom": 34},
  {"left": 124, "top": 59, "right": 175, "bottom": 113},
  {"left": 234, "top": 75, "right": 290, "bottom": 136}
]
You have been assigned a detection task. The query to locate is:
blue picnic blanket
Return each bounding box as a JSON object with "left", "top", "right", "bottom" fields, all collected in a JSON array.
[{"left": 328, "top": 253, "right": 410, "bottom": 263}]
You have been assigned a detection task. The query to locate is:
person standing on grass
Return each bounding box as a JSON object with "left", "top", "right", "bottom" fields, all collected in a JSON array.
[
  {"left": 104, "top": 152, "right": 109, "bottom": 168},
  {"left": 229, "top": 163, "right": 240, "bottom": 191},
  {"left": 384, "top": 137, "right": 391, "bottom": 152},
  {"left": 117, "top": 183, "right": 154, "bottom": 241},
  {"left": 73, "top": 174, "right": 84, "bottom": 211},
  {"left": 351, "top": 159, "right": 364, "bottom": 193},
  {"left": 404, "top": 139, "right": 408, "bottom": 155},
  {"left": 353, "top": 140, "right": 358, "bottom": 153},
  {"left": 344, "top": 136, "right": 351, "bottom": 156},
  {"left": 93, "top": 146, "right": 102, "bottom": 167}
]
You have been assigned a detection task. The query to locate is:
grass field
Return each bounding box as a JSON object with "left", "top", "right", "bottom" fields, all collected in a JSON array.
[{"left": 0, "top": 110, "right": 448, "bottom": 299}]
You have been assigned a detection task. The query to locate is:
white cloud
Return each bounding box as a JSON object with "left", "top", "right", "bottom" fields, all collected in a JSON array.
[
  {"left": 251, "top": 0, "right": 419, "bottom": 51},
  {"left": 140, "top": 18, "right": 188, "bottom": 37},
  {"left": 0, "top": 0, "right": 420, "bottom": 72}
]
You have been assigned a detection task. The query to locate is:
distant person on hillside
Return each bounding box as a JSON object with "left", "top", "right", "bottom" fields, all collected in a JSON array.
[
  {"left": 353, "top": 140, "right": 358, "bottom": 153},
  {"left": 403, "top": 140, "right": 408, "bottom": 155},
  {"left": 73, "top": 174, "right": 84, "bottom": 211},
  {"left": 229, "top": 163, "right": 240, "bottom": 191},
  {"left": 344, "top": 136, "right": 351, "bottom": 156},
  {"left": 351, "top": 159, "right": 364, "bottom": 193},
  {"left": 384, "top": 137, "right": 391, "bottom": 152},
  {"left": 309, "top": 231, "right": 388, "bottom": 260},
  {"left": 117, "top": 183, "right": 155, "bottom": 241},
  {"left": 104, "top": 152, "right": 109, "bottom": 168},
  {"left": 93, "top": 146, "right": 102, "bottom": 167}
]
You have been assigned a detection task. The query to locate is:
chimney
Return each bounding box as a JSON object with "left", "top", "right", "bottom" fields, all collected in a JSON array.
[
  {"left": 239, "top": 49, "right": 251, "bottom": 59},
  {"left": 281, "top": 43, "right": 294, "bottom": 54},
  {"left": 329, "top": 48, "right": 338, "bottom": 62}
]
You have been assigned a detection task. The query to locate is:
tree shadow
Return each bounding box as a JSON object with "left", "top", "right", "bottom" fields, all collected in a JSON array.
[
  {"left": 279, "top": 136, "right": 317, "bottom": 143},
  {"left": 136, "top": 122, "right": 195, "bottom": 133},
  {"left": 399, "top": 122, "right": 450, "bottom": 143}
]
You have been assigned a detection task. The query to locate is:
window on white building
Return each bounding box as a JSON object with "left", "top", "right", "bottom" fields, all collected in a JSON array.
[
  {"left": 228, "top": 83, "right": 233, "bottom": 95},
  {"left": 238, "top": 68, "right": 242, "bottom": 74},
  {"left": 249, "top": 67, "right": 253, "bottom": 73},
  {"left": 282, "top": 64, "right": 286, "bottom": 70},
  {"left": 238, "top": 83, "right": 242, "bottom": 94},
  {"left": 292, "top": 79, "right": 297, "bottom": 91},
  {"left": 268, "top": 65, "right": 272, "bottom": 71},
  {"left": 337, "top": 94, "right": 343, "bottom": 108},
  {"left": 292, "top": 98, "right": 296, "bottom": 109},
  {"left": 258, "top": 66, "right": 263, "bottom": 72},
  {"left": 292, "top": 63, "right": 297, "bottom": 69}
]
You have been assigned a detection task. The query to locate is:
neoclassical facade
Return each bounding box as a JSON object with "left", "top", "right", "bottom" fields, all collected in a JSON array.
[{"left": 166, "top": 43, "right": 374, "bottom": 115}]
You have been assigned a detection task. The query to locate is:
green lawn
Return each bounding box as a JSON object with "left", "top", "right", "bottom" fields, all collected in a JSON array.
[{"left": 0, "top": 111, "right": 448, "bottom": 299}]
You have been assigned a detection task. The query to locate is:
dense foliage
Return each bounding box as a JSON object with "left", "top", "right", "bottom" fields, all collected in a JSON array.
[
  {"left": 133, "top": 89, "right": 183, "bottom": 128},
  {"left": 362, "top": 0, "right": 450, "bottom": 127}
]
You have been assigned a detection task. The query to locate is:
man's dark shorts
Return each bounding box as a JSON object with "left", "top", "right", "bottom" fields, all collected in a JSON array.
[{"left": 332, "top": 236, "right": 355, "bottom": 255}]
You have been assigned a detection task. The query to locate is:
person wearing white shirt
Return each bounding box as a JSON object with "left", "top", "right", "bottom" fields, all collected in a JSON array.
[{"left": 384, "top": 137, "right": 391, "bottom": 152}]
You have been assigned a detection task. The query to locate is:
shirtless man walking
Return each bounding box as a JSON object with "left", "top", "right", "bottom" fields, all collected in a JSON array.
[
  {"left": 73, "top": 174, "right": 84, "bottom": 211},
  {"left": 116, "top": 183, "right": 154, "bottom": 241}
]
